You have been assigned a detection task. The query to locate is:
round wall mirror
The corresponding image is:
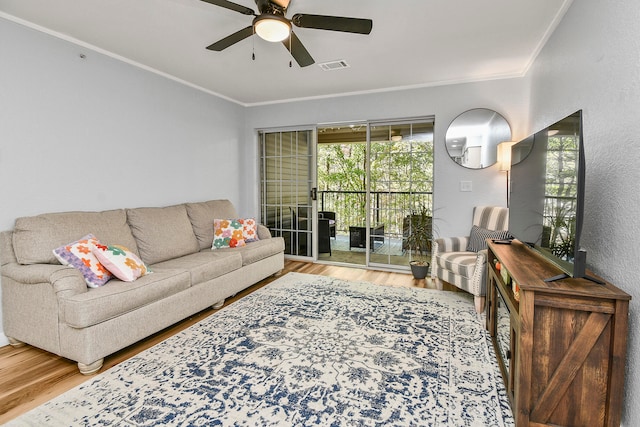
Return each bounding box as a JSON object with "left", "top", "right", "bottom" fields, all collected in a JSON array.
[{"left": 445, "top": 109, "right": 512, "bottom": 169}]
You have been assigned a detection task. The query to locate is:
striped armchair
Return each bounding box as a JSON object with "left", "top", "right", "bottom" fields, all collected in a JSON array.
[{"left": 431, "top": 206, "right": 509, "bottom": 313}]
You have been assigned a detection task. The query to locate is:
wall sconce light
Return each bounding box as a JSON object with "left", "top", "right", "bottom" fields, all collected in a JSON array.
[{"left": 497, "top": 141, "right": 516, "bottom": 172}]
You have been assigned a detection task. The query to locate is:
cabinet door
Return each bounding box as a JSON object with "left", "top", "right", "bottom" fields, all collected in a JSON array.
[{"left": 518, "top": 293, "right": 623, "bottom": 426}]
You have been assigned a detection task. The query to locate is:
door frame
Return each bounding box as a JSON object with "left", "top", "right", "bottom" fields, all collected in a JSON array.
[{"left": 258, "top": 126, "right": 318, "bottom": 262}]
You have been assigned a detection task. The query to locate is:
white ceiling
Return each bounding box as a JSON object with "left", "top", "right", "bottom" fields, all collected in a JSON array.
[{"left": 1, "top": 0, "right": 572, "bottom": 106}]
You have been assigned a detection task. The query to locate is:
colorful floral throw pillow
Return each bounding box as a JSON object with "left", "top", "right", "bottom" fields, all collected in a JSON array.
[
  {"left": 241, "top": 218, "right": 259, "bottom": 243},
  {"left": 212, "top": 219, "right": 247, "bottom": 249},
  {"left": 52, "top": 234, "right": 113, "bottom": 288},
  {"left": 92, "top": 244, "right": 150, "bottom": 282}
]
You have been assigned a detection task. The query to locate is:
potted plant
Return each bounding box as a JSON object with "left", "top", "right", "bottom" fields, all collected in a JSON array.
[{"left": 404, "top": 205, "right": 433, "bottom": 279}]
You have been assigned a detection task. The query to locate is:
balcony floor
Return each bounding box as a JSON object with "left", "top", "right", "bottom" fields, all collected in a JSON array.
[{"left": 318, "top": 233, "right": 415, "bottom": 268}]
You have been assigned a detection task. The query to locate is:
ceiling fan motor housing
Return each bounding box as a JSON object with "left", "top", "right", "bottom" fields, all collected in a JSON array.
[{"left": 255, "top": 0, "right": 286, "bottom": 16}]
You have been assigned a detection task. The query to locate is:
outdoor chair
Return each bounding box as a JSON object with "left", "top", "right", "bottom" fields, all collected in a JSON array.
[
  {"left": 318, "top": 211, "right": 336, "bottom": 238},
  {"left": 318, "top": 218, "right": 332, "bottom": 255}
]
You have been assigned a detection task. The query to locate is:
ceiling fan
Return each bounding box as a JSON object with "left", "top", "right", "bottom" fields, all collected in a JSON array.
[{"left": 201, "top": 0, "right": 373, "bottom": 67}]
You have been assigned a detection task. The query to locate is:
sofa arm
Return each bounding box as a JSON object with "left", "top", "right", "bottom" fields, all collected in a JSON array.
[
  {"left": 257, "top": 224, "right": 273, "bottom": 240},
  {"left": 1, "top": 263, "right": 87, "bottom": 297}
]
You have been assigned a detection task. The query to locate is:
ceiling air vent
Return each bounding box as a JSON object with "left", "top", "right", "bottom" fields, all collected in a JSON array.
[{"left": 318, "top": 60, "right": 350, "bottom": 71}]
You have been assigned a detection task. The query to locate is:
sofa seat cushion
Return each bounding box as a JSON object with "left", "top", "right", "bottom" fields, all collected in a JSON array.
[
  {"left": 13, "top": 209, "right": 138, "bottom": 265},
  {"left": 151, "top": 251, "right": 242, "bottom": 286},
  {"left": 215, "top": 237, "right": 285, "bottom": 266},
  {"left": 127, "top": 205, "right": 199, "bottom": 265},
  {"left": 60, "top": 269, "right": 191, "bottom": 328},
  {"left": 436, "top": 251, "right": 477, "bottom": 279}
]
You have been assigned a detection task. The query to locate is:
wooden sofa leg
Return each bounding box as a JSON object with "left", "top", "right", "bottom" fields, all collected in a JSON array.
[
  {"left": 8, "top": 337, "right": 26, "bottom": 347},
  {"left": 212, "top": 300, "right": 225, "bottom": 310},
  {"left": 273, "top": 269, "right": 283, "bottom": 277},
  {"left": 474, "top": 296, "right": 486, "bottom": 313},
  {"left": 78, "top": 359, "right": 103, "bottom": 375}
]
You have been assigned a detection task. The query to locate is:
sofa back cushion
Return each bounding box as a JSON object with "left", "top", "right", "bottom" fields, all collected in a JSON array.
[
  {"left": 127, "top": 204, "right": 199, "bottom": 265},
  {"left": 0, "top": 231, "right": 18, "bottom": 266},
  {"left": 12, "top": 210, "right": 138, "bottom": 265},
  {"left": 185, "top": 200, "right": 239, "bottom": 250}
]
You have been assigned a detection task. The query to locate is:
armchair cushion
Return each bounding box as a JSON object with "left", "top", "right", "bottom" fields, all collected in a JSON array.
[{"left": 437, "top": 251, "right": 477, "bottom": 278}]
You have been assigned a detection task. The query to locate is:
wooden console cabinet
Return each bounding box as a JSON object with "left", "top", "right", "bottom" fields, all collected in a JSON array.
[{"left": 486, "top": 240, "right": 630, "bottom": 427}]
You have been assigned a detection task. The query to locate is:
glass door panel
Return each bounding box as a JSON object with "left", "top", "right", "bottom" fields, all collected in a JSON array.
[
  {"left": 317, "top": 125, "right": 367, "bottom": 265},
  {"left": 368, "top": 121, "right": 434, "bottom": 269},
  {"left": 260, "top": 129, "right": 314, "bottom": 258}
]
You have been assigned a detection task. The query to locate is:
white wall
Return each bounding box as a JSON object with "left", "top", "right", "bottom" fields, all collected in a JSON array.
[
  {"left": 0, "top": 19, "right": 246, "bottom": 345},
  {"left": 243, "top": 79, "right": 529, "bottom": 239},
  {"left": 525, "top": 0, "right": 640, "bottom": 424}
]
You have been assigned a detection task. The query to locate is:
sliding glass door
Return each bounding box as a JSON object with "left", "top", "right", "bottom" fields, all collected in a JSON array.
[
  {"left": 317, "top": 118, "right": 434, "bottom": 270},
  {"left": 259, "top": 129, "right": 315, "bottom": 259},
  {"left": 259, "top": 119, "right": 434, "bottom": 268}
]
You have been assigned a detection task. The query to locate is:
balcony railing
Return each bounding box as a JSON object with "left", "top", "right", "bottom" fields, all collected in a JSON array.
[{"left": 319, "top": 190, "right": 432, "bottom": 236}]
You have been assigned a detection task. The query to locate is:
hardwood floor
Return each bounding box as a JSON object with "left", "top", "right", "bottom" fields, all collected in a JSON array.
[{"left": 0, "top": 261, "right": 441, "bottom": 423}]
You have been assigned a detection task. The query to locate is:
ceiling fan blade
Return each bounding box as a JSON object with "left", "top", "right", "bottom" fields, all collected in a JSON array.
[
  {"left": 292, "top": 14, "right": 373, "bottom": 34},
  {"left": 206, "top": 26, "right": 254, "bottom": 51},
  {"left": 200, "top": 0, "right": 255, "bottom": 16},
  {"left": 282, "top": 31, "right": 314, "bottom": 67}
]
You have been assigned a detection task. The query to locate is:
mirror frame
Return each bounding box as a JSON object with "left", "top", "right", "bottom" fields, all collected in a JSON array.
[{"left": 445, "top": 108, "right": 512, "bottom": 169}]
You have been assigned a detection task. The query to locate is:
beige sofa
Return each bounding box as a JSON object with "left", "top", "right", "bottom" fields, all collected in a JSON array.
[{"left": 0, "top": 200, "right": 284, "bottom": 374}]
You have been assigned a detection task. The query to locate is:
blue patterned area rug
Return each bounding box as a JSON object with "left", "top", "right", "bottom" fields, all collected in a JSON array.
[{"left": 10, "top": 272, "right": 514, "bottom": 426}]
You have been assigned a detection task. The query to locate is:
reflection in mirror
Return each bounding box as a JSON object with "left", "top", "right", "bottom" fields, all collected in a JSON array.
[
  {"left": 445, "top": 109, "right": 511, "bottom": 169},
  {"left": 511, "top": 134, "right": 534, "bottom": 165}
]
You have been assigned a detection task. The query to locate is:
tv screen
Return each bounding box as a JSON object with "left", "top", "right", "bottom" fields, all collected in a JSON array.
[{"left": 509, "top": 110, "right": 594, "bottom": 282}]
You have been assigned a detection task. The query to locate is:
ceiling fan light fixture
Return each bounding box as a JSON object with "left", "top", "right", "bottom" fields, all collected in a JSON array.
[{"left": 254, "top": 14, "right": 291, "bottom": 42}]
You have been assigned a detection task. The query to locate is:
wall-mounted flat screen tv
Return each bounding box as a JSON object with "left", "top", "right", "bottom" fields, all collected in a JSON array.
[{"left": 509, "top": 110, "right": 601, "bottom": 283}]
